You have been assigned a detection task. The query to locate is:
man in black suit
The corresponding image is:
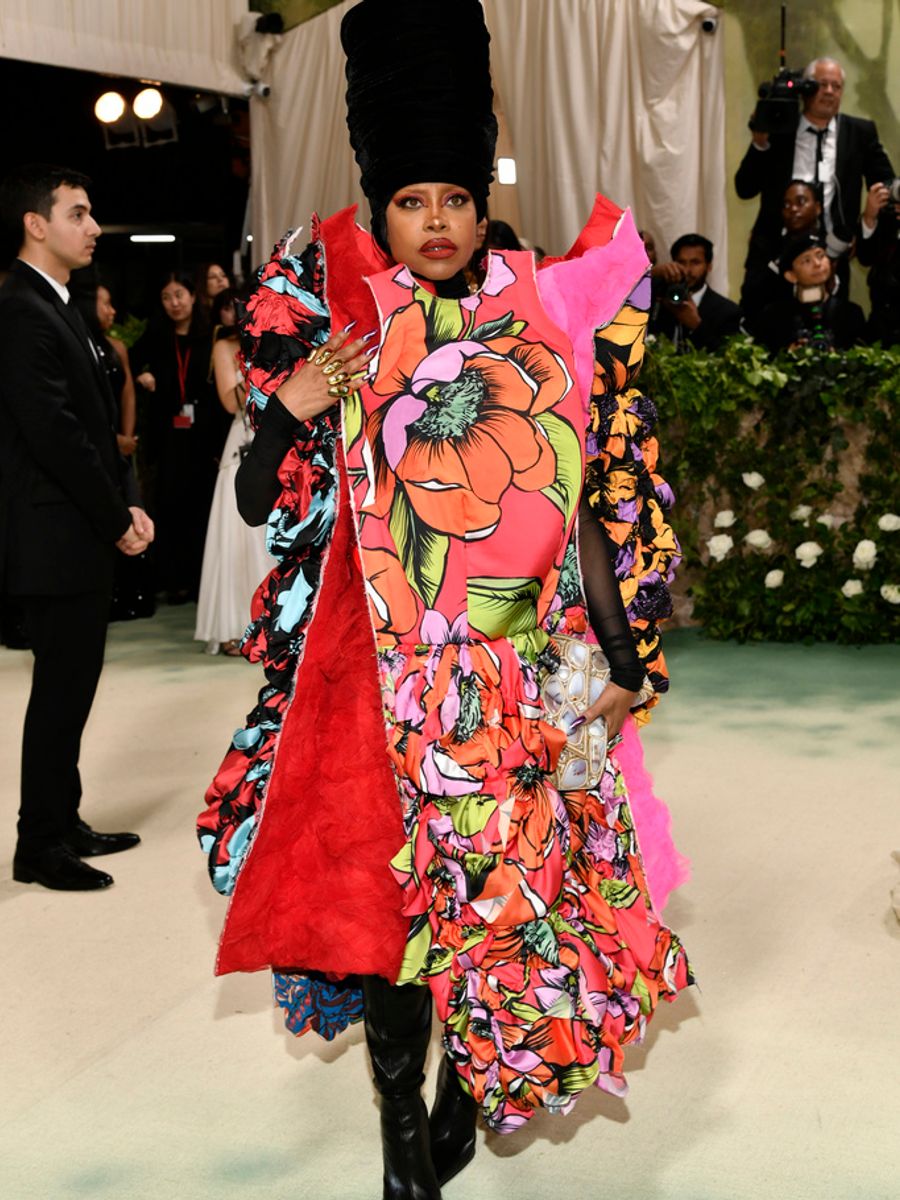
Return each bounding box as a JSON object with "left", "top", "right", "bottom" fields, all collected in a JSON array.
[
  {"left": 0, "top": 164, "right": 154, "bottom": 890},
  {"left": 649, "top": 234, "right": 742, "bottom": 353},
  {"left": 735, "top": 57, "right": 894, "bottom": 258}
]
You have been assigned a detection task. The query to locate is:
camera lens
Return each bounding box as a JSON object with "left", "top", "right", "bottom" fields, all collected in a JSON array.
[{"left": 701, "top": 17, "right": 718, "bottom": 33}]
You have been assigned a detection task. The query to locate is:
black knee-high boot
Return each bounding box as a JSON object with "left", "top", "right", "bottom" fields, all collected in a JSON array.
[
  {"left": 428, "top": 1055, "right": 478, "bottom": 1186},
  {"left": 362, "top": 976, "right": 442, "bottom": 1200}
]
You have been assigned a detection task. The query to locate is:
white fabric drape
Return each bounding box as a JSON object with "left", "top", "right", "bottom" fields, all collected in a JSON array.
[
  {"left": 249, "top": 0, "right": 364, "bottom": 260},
  {"left": 0, "top": 0, "right": 249, "bottom": 95},
  {"left": 484, "top": 0, "right": 727, "bottom": 287},
  {"left": 250, "top": 0, "right": 726, "bottom": 287}
]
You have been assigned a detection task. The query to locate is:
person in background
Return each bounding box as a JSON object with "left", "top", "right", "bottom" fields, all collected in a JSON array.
[
  {"left": 194, "top": 288, "right": 274, "bottom": 655},
  {"left": 856, "top": 180, "right": 900, "bottom": 346},
  {"left": 649, "top": 233, "right": 742, "bottom": 352},
  {"left": 0, "top": 163, "right": 151, "bottom": 891},
  {"left": 71, "top": 273, "right": 154, "bottom": 621},
  {"left": 735, "top": 56, "right": 894, "bottom": 269},
  {"left": 196, "top": 261, "right": 231, "bottom": 314},
  {"left": 741, "top": 179, "right": 824, "bottom": 318},
  {"left": 751, "top": 234, "right": 865, "bottom": 353},
  {"left": 130, "top": 271, "right": 216, "bottom": 603}
]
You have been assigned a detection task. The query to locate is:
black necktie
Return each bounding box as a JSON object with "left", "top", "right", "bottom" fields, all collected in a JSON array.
[{"left": 811, "top": 126, "right": 827, "bottom": 183}]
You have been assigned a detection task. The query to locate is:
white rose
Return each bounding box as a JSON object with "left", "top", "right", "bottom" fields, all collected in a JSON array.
[
  {"left": 852, "top": 539, "right": 878, "bottom": 571},
  {"left": 714, "top": 509, "right": 736, "bottom": 528},
  {"left": 707, "top": 533, "right": 734, "bottom": 563},
  {"left": 841, "top": 579, "right": 863, "bottom": 598},
  {"left": 744, "top": 529, "right": 774, "bottom": 551},
  {"left": 764, "top": 569, "right": 784, "bottom": 589},
  {"left": 877, "top": 513, "right": 900, "bottom": 533},
  {"left": 880, "top": 584, "right": 900, "bottom": 605},
  {"left": 791, "top": 505, "right": 812, "bottom": 521},
  {"left": 795, "top": 540, "right": 824, "bottom": 568},
  {"left": 742, "top": 471, "right": 765, "bottom": 490},
  {"left": 816, "top": 514, "right": 837, "bottom": 530}
]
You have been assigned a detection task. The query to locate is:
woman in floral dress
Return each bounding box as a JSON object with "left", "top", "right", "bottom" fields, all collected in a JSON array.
[{"left": 198, "top": 3, "right": 691, "bottom": 1197}]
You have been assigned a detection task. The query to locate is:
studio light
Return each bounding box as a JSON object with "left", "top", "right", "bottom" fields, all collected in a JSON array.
[
  {"left": 497, "top": 157, "right": 517, "bottom": 186},
  {"left": 95, "top": 91, "right": 126, "bottom": 124},
  {"left": 133, "top": 87, "right": 164, "bottom": 120},
  {"left": 129, "top": 234, "right": 176, "bottom": 243}
]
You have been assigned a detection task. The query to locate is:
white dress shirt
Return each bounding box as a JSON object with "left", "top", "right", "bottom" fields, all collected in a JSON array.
[
  {"left": 791, "top": 116, "right": 838, "bottom": 229},
  {"left": 19, "top": 258, "right": 70, "bottom": 305}
]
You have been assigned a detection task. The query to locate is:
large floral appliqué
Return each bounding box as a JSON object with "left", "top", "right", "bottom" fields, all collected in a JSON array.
[{"left": 367, "top": 297, "right": 577, "bottom": 542}]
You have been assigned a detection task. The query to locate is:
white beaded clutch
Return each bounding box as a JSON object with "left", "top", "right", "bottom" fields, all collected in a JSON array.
[
  {"left": 540, "top": 634, "right": 653, "bottom": 792},
  {"left": 540, "top": 635, "right": 611, "bottom": 791}
]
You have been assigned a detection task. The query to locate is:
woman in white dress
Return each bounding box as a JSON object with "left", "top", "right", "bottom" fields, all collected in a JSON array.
[{"left": 195, "top": 298, "right": 275, "bottom": 654}]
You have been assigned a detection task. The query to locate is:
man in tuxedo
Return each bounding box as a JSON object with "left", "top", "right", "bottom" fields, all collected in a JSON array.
[
  {"left": 0, "top": 164, "right": 154, "bottom": 890},
  {"left": 735, "top": 57, "right": 894, "bottom": 257},
  {"left": 649, "top": 234, "right": 742, "bottom": 352}
]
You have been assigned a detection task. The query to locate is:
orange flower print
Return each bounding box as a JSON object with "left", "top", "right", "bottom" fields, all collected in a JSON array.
[{"left": 370, "top": 301, "right": 573, "bottom": 538}]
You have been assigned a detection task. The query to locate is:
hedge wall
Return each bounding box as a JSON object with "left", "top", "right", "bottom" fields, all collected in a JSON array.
[{"left": 642, "top": 336, "right": 900, "bottom": 643}]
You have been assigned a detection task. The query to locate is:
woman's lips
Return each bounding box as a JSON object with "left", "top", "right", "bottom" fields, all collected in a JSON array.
[{"left": 419, "top": 238, "right": 457, "bottom": 258}]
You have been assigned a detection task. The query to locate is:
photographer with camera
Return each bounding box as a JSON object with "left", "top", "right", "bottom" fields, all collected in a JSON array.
[
  {"left": 735, "top": 57, "right": 894, "bottom": 277},
  {"left": 750, "top": 234, "right": 865, "bottom": 354},
  {"left": 856, "top": 180, "right": 900, "bottom": 346},
  {"left": 649, "top": 234, "right": 742, "bottom": 353}
]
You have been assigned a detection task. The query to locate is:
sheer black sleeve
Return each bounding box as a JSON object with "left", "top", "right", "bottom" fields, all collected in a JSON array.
[
  {"left": 578, "top": 494, "right": 646, "bottom": 692},
  {"left": 234, "top": 392, "right": 304, "bottom": 526}
]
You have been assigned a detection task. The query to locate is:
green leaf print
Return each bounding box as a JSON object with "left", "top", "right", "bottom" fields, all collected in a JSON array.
[
  {"left": 342, "top": 390, "right": 363, "bottom": 452},
  {"left": 467, "top": 576, "right": 541, "bottom": 639},
  {"left": 522, "top": 919, "right": 561, "bottom": 966},
  {"left": 630, "top": 971, "right": 654, "bottom": 1016},
  {"left": 558, "top": 1062, "right": 600, "bottom": 1094},
  {"left": 536, "top": 411, "right": 582, "bottom": 522},
  {"left": 388, "top": 486, "right": 449, "bottom": 609},
  {"left": 470, "top": 311, "right": 517, "bottom": 342},
  {"left": 421, "top": 293, "right": 466, "bottom": 346},
  {"left": 598, "top": 879, "right": 642, "bottom": 909},
  {"left": 435, "top": 793, "right": 494, "bottom": 838}
]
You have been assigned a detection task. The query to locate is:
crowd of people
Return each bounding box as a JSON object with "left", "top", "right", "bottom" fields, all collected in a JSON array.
[{"left": 638, "top": 56, "right": 897, "bottom": 357}]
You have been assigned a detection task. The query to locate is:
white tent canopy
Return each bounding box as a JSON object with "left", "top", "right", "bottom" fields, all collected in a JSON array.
[{"left": 0, "top": 0, "right": 249, "bottom": 96}]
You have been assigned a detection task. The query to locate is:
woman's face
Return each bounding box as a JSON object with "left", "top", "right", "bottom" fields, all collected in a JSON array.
[
  {"left": 219, "top": 300, "right": 236, "bottom": 327},
  {"left": 206, "top": 264, "right": 229, "bottom": 297},
  {"left": 161, "top": 282, "right": 194, "bottom": 326},
  {"left": 96, "top": 285, "right": 116, "bottom": 332},
  {"left": 385, "top": 183, "right": 478, "bottom": 281},
  {"left": 782, "top": 184, "right": 821, "bottom": 233}
]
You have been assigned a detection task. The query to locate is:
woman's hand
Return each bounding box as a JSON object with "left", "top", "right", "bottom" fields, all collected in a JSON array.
[
  {"left": 117, "top": 433, "right": 138, "bottom": 456},
  {"left": 574, "top": 681, "right": 638, "bottom": 741},
  {"left": 276, "top": 326, "right": 376, "bottom": 423},
  {"left": 136, "top": 371, "right": 156, "bottom": 392}
]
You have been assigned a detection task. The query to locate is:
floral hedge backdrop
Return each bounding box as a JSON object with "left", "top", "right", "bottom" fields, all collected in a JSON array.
[{"left": 642, "top": 336, "right": 900, "bottom": 643}]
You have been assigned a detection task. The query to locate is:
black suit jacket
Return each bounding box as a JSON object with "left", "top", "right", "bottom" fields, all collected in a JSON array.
[
  {"left": 735, "top": 114, "right": 894, "bottom": 246},
  {"left": 651, "top": 286, "right": 743, "bottom": 353},
  {"left": 0, "top": 260, "right": 136, "bottom": 595}
]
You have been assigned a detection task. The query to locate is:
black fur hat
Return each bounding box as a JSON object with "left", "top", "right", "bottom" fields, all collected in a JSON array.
[{"left": 341, "top": 0, "right": 498, "bottom": 226}]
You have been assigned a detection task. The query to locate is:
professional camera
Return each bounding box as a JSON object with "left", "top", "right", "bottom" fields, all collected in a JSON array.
[
  {"left": 749, "top": 4, "right": 818, "bottom": 136},
  {"left": 889, "top": 179, "right": 900, "bottom": 204},
  {"left": 665, "top": 280, "right": 690, "bottom": 306},
  {"left": 752, "top": 69, "right": 819, "bottom": 135}
]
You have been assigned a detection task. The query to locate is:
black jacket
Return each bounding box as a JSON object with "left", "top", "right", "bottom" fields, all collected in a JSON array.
[
  {"left": 0, "top": 260, "right": 137, "bottom": 595},
  {"left": 735, "top": 114, "right": 894, "bottom": 247},
  {"left": 651, "top": 286, "right": 742, "bottom": 353},
  {"left": 751, "top": 292, "right": 866, "bottom": 354}
]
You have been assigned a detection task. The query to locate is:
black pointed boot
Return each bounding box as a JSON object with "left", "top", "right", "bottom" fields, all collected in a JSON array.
[
  {"left": 428, "top": 1054, "right": 478, "bottom": 1187},
  {"left": 362, "top": 976, "right": 442, "bottom": 1200}
]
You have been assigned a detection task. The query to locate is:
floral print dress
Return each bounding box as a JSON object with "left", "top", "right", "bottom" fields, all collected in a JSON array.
[{"left": 199, "top": 202, "right": 691, "bottom": 1134}]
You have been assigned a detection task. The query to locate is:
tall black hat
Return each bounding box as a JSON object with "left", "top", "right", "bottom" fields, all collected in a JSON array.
[{"left": 341, "top": 0, "right": 498, "bottom": 222}]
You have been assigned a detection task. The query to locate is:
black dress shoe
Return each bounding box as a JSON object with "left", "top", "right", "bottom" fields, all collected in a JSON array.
[
  {"left": 13, "top": 844, "right": 113, "bottom": 890},
  {"left": 64, "top": 819, "right": 140, "bottom": 858}
]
